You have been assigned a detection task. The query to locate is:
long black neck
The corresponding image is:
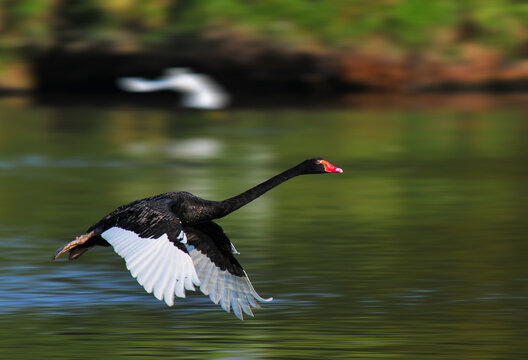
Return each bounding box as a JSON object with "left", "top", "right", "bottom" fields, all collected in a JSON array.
[{"left": 211, "top": 164, "right": 306, "bottom": 219}]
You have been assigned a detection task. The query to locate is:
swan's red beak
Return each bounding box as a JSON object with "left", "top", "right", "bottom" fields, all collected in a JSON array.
[{"left": 319, "top": 160, "right": 343, "bottom": 173}]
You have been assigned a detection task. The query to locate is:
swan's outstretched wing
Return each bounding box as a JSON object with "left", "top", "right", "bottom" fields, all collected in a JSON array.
[
  {"left": 184, "top": 221, "right": 272, "bottom": 320},
  {"left": 92, "top": 201, "right": 200, "bottom": 307},
  {"left": 102, "top": 226, "right": 200, "bottom": 307}
]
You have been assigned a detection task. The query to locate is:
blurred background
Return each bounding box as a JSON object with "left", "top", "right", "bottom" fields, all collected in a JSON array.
[
  {"left": 1, "top": 0, "right": 528, "bottom": 95},
  {"left": 1, "top": 1, "right": 528, "bottom": 359}
]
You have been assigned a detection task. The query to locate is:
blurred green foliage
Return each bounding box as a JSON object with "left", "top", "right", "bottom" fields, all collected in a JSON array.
[{"left": 1, "top": 0, "right": 527, "bottom": 56}]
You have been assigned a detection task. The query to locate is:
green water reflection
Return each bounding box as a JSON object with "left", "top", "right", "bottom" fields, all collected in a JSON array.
[{"left": 0, "top": 98, "right": 527, "bottom": 359}]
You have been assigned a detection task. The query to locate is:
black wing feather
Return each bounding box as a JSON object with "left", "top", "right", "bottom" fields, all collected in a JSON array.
[
  {"left": 87, "top": 197, "right": 187, "bottom": 252},
  {"left": 184, "top": 221, "right": 245, "bottom": 277}
]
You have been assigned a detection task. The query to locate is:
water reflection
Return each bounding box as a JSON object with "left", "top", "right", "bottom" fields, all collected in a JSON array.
[{"left": 0, "top": 97, "right": 527, "bottom": 359}]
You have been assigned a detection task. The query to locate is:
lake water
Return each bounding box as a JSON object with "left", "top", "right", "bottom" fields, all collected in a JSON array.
[{"left": 0, "top": 95, "right": 527, "bottom": 359}]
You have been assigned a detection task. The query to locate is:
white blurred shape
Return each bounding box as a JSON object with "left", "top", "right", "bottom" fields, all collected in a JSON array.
[
  {"left": 166, "top": 138, "right": 221, "bottom": 159},
  {"left": 117, "top": 68, "right": 230, "bottom": 109}
]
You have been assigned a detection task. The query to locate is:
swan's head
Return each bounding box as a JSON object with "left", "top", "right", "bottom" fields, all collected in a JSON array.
[{"left": 302, "top": 158, "right": 343, "bottom": 174}]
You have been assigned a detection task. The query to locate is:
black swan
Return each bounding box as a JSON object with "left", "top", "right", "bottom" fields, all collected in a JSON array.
[{"left": 53, "top": 158, "right": 342, "bottom": 319}]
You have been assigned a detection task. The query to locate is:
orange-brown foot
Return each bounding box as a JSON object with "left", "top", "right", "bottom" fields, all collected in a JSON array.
[{"left": 53, "top": 231, "right": 95, "bottom": 261}]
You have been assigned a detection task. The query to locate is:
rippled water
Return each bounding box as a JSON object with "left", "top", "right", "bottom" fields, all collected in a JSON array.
[{"left": 1, "top": 96, "right": 528, "bottom": 359}]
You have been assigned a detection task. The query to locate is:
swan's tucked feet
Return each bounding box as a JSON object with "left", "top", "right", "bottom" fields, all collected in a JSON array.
[{"left": 53, "top": 231, "right": 96, "bottom": 261}]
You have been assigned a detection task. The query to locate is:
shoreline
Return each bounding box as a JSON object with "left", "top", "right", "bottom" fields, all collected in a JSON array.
[{"left": 2, "top": 41, "right": 528, "bottom": 97}]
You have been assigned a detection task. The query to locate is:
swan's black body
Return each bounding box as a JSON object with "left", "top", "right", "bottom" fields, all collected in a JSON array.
[{"left": 54, "top": 158, "right": 342, "bottom": 319}]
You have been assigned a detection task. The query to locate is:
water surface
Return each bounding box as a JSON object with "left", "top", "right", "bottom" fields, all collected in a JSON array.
[{"left": 1, "top": 96, "right": 527, "bottom": 359}]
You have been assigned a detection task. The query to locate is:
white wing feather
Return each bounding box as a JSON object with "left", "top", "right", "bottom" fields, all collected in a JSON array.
[
  {"left": 101, "top": 227, "right": 200, "bottom": 306},
  {"left": 185, "top": 244, "right": 272, "bottom": 319},
  {"left": 101, "top": 226, "right": 271, "bottom": 319}
]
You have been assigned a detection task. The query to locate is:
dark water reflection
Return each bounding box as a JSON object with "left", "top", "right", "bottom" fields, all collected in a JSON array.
[{"left": 1, "top": 97, "right": 528, "bottom": 359}]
